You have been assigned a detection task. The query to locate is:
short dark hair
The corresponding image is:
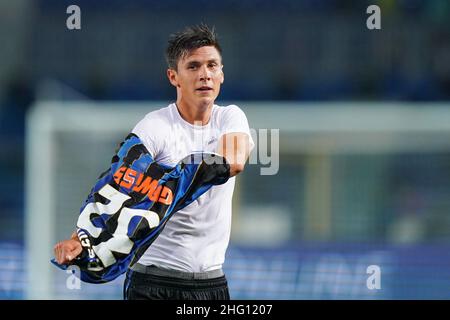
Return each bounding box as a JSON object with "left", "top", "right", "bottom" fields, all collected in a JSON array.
[{"left": 166, "top": 24, "right": 222, "bottom": 70}]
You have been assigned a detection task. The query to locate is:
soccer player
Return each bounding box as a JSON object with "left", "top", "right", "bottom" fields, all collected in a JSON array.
[{"left": 54, "top": 24, "right": 254, "bottom": 300}]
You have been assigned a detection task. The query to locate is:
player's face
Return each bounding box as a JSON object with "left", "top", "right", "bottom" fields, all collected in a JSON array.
[{"left": 168, "top": 46, "right": 224, "bottom": 108}]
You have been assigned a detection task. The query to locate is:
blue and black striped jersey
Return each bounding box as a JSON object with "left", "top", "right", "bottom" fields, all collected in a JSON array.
[{"left": 52, "top": 133, "right": 230, "bottom": 283}]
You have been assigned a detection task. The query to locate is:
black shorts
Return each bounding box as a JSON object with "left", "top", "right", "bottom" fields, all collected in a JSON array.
[{"left": 123, "top": 267, "right": 230, "bottom": 300}]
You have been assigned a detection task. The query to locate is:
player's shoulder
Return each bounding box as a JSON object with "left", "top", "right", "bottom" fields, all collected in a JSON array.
[
  {"left": 132, "top": 104, "right": 175, "bottom": 138},
  {"left": 142, "top": 104, "right": 173, "bottom": 121},
  {"left": 214, "top": 103, "right": 246, "bottom": 116},
  {"left": 137, "top": 103, "right": 175, "bottom": 127},
  {"left": 214, "top": 103, "right": 241, "bottom": 111},
  {"left": 213, "top": 104, "right": 249, "bottom": 122}
]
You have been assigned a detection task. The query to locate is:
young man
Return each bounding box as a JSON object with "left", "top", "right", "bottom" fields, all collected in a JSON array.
[{"left": 54, "top": 24, "right": 254, "bottom": 300}]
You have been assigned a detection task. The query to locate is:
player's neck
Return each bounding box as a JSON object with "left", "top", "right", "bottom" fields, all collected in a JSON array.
[{"left": 175, "top": 100, "right": 213, "bottom": 126}]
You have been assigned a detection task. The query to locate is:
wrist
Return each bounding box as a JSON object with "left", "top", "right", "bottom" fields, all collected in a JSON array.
[{"left": 71, "top": 231, "right": 80, "bottom": 242}]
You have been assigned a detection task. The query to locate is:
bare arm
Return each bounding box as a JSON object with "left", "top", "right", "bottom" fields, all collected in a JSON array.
[{"left": 217, "top": 132, "right": 252, "bottom": 177}]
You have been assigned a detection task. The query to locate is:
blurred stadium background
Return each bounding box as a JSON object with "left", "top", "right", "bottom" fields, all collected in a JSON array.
[{"left": 1, "top": 0, "right": 450, "bottom": 299}]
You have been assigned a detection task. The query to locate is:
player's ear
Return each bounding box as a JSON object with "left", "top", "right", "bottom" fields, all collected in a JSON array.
[
  {"left": 220, "top": 65, "right": 224, "bottom": 84},
  {"left": 167, "top": 69, "right": 179, "bottom": 88}
]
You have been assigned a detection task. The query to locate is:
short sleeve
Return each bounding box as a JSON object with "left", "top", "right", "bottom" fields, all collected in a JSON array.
[
  {"left": 220, "top": 105, "right": 255, "bottom": 150},
  {"left": 131, "top": 116, "right": 162, "bottom": 158}
]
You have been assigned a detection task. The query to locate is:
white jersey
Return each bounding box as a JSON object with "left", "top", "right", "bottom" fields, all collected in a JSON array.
[{"left": 132, "top": 103, "right": 254, "bottom": 272}]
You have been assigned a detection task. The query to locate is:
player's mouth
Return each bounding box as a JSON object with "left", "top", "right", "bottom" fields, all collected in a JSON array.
[{"left": 196, "top": 86, "right": 213, "bottom": 92}]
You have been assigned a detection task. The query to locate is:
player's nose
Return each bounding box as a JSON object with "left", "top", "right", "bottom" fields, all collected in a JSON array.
[{"left": 199, "top": 65, "right": 211, "bottom": 81}]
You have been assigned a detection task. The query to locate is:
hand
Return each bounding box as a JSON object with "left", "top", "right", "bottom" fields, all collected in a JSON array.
[{"left": 53, "top": 238, "right": 82, "bottom": 265}]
